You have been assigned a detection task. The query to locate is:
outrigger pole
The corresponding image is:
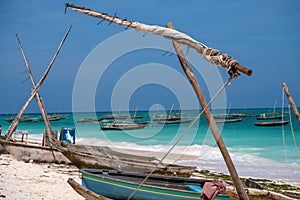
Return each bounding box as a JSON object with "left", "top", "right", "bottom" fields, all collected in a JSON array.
[
  {"left": 167, "top": 22, "right": 249, "bottom": 200},
  {"left": 5, "top": 26, "right": 72, "bottom": 139},
  {"left": 282, "top": 82, "right": 300, "bottom": 123}
]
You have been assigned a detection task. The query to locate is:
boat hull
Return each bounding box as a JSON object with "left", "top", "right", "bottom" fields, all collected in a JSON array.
[
  {"left": 215, "top": 118, "right": 242, "bottom": 123},
  {"left": 254, "top": 121, "right": 290, "bottom": 127},
  {"left": 256, "top": 116, "right": 283, "bottom": 120},
  {"left": 81, "top": 169, "right": 229, "bottom": 200},
  {"left": 60, "top": 142, "right": 196, "bottom": 176},
  {"left": 100, "top": 124, "right": 146, "bottom": 130},
  {"left": 157, "top": 119, "right": 192, "bottom": 124}
]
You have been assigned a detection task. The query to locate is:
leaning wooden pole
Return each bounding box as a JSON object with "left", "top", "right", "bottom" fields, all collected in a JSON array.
[
  {"left": 15, "top": 33, "right": 53, "bottom": 141},
  {"left": 5, "top": 26, "right": 72, "bottom": 139},
  {"left": 167, "top": 23, "right": 249, "bottom": 200},
  {"left": 283, "top": 82, "right": 300, "bottom": 123},
  {"left": 65, "top": 3, "right": 252, "bottom": 77}
]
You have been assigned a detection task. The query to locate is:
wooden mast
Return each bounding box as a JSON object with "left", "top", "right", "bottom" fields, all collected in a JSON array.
[
  {"left": 283, "top": 82, "right": 300, "bottom": 123},
  {"left": 5, "top": 26, "right": 72, "bottom": 139},
  {"left": 15, "top": 33, "right": 53, "bottom": 142},
  {"left": 167, "top": 23, "right": 249, "bottom": 200}
]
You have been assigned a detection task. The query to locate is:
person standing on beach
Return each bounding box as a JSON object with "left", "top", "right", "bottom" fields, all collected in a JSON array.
[{"left": 0, "top": 125, "right": 2, "bottom": 135}]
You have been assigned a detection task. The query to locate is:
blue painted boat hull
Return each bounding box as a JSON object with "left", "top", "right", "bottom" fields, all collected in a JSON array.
[{"left": 81, "top": 169, "right": 231, "bottom": 200}]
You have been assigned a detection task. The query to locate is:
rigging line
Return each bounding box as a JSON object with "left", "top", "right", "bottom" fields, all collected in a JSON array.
[
  {"left": 282, "top": 87, "right": 287, "bottom": 161},
  {"left": 126, "top": 77, "right": 233, "bottom": 200},
  {"left": 185, "top": 46, "right": 190, "bottom": 57},
  {"left": 22, "top": 76, "right": 30, "bottom": 84},
  {"left": 162, "top": 46, "right": 174, "bottom": 56},
  {"left": 288, "top": 104, "right": 300, "bottom": 159}
]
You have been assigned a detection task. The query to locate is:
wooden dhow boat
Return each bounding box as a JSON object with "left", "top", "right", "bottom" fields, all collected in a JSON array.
[
  {"left": 64, "top": 4, "right": 300, "bottom": 199},
  {"left": 65, "top": 4, "right": 254, "bottom": 199}
]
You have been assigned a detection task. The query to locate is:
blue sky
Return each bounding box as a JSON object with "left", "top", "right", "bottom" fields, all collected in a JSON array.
[{"left": 0, "top": 0, "right": 299, "bottom": 114}]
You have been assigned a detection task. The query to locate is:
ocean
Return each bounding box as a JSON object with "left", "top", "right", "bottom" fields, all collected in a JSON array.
[{"left": 1, "top": 108, "right": 299, "bottom": 183}]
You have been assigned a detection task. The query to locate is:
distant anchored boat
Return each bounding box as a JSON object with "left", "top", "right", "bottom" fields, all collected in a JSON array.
[
  {"left": 256, "top": 113, "right": 283, "bottom": 120},
  {"left": 151, "top": 114, "right": 181, "bottom": 122},
  {"left": 5, "top": 116, "right": 39, "bottom": 123},
  {"left": 100, "top": 121, "right": 146, "bottom": 130},
  {"left": 157, "top": 119, "right": 192, "bottom": 124},
  {"left": 254, "top": 120, "right": 290, "bottom": 127},
  {"left": 215, "top": 118, "right": 243, "bottom": 123},
  {"left": 76, "top": 117, "right": 103, "bottom": 123}
]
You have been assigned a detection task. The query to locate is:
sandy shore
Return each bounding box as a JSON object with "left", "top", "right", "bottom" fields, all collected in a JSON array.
[
  {"left": 1, "top": 147, "right": 299, "bottom": 200},
  {"left": 0, "top": 153, "right": 84, "bottom": 200}
]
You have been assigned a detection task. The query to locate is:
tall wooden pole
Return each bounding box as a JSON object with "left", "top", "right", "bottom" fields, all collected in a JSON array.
[
  {"left": 15, "top": 33, "right": 53, "bottom": 142},
  {"left": 283, "top": 82, "right": 300, "bottom": 123},
  {"left": 5, "top": 26, "right": 72, "bottom": 139},
  {"left": 167, "top": 22, "right": 249, "bottom": 200}
]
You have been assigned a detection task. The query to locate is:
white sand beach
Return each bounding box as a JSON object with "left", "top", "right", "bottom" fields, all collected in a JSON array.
[{"left": 0, "top": 153, "right": 84, "bottom": 200}]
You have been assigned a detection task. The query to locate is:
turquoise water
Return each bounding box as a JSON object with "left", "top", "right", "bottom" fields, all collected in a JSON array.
[{"left": 1, "top": 108, "right": 300, "bottom": 183}]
